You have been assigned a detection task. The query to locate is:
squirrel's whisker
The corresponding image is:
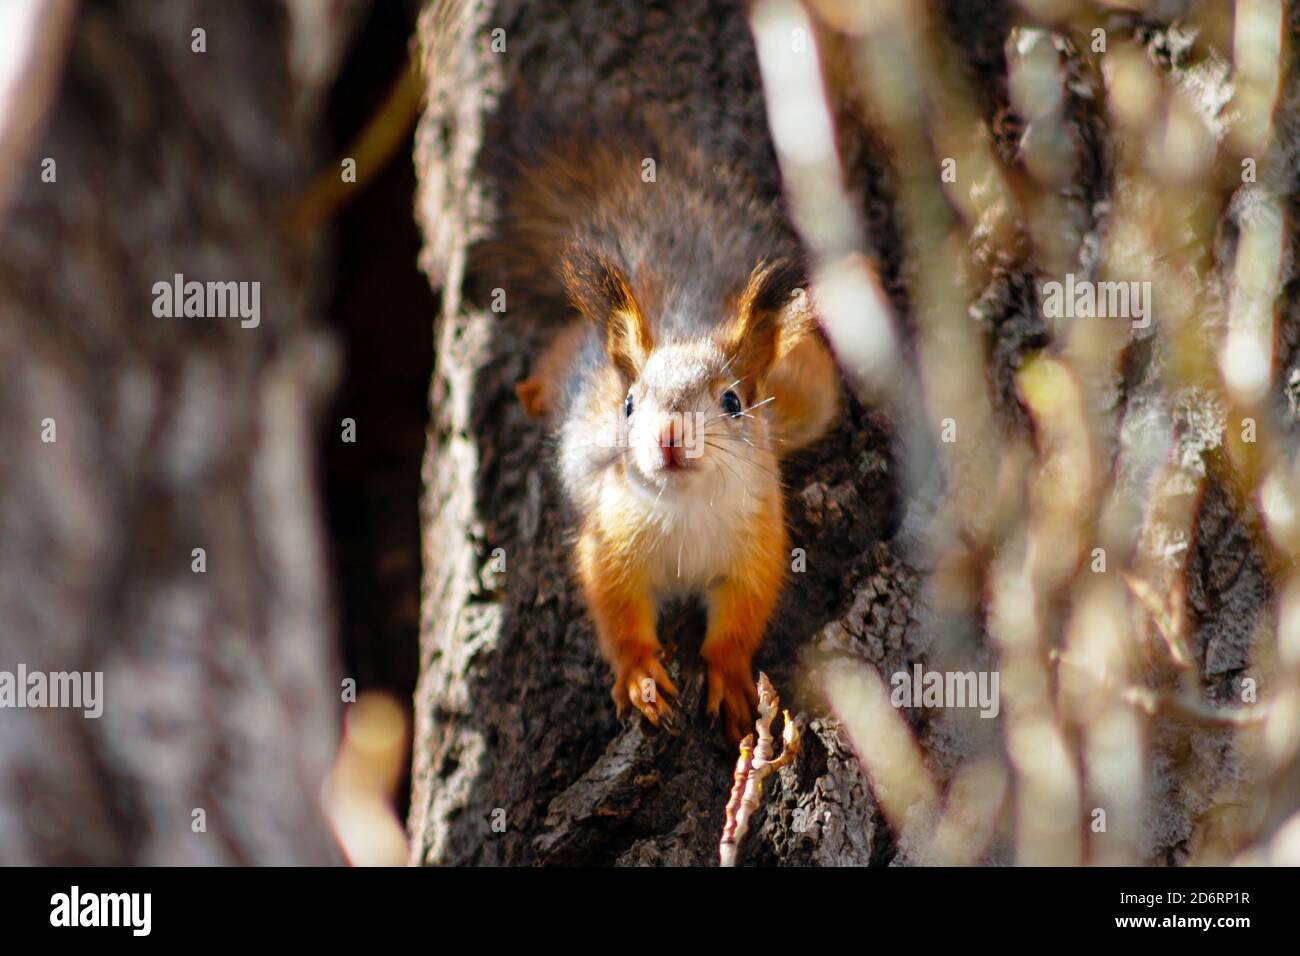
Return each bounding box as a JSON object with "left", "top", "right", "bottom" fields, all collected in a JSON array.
[{"left": 705, "top": 440, "right": 783, "bottom": 486}]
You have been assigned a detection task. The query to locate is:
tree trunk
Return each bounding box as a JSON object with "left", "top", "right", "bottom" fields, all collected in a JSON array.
[
  {"left": 0, "top": 0, "right": 357, "bottom": 865},
  {"left": 408, "top": 0, "right": 1300, "bottom": 867}
]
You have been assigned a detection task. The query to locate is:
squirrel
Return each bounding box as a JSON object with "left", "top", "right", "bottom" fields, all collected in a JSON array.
[{"left": 488, "top": 116, "right": 840, "bottom": 743}]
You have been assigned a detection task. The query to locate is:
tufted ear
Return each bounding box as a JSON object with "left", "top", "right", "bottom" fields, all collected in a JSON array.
[
  {"left": 560, "top": 243, "right": 652, "bottom": 380},
  {"left": 719, "top": 258, "right": 807, "bottom": 383}
]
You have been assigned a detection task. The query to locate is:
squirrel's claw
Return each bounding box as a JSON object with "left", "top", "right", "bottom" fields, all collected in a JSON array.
[
  {"left": 706, "top": 662, "right": 759, "bottom": 745},
  {"left": 611, "top": 654, "right": 679, "bottom": 732}
]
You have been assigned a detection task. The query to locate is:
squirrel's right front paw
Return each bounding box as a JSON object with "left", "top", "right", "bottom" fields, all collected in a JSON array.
[{"left": 610, "top": 651, "right": 679, "bottom": 730}]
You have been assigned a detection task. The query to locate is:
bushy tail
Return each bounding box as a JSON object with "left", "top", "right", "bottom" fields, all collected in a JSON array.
[
  {"left": 768, "top": 326, "right": 839, "bottom": 452},
  {"left": 476, "top": 109, "right": 672, "bottom": 324}
]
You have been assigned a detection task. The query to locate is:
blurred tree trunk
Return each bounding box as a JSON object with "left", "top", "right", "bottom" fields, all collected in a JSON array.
[
  {"left": 0, "top": 0, "right": 358, "bottom": 864},
  {"left": 409, "top": 0, "right": 1300, "bottom": 866}
]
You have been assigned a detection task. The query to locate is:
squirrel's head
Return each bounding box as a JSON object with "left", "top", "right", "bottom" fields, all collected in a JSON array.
[{"left": 562, "top": 247, "right": 811, "bottom": 498}]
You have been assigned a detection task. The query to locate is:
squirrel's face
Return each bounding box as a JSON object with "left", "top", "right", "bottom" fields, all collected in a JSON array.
[
  {"left": 621, "top": 340, "right": 774, "bottom": 494},
  {"left": 561, "top": 246, "right": 808, "bottom": 501}
]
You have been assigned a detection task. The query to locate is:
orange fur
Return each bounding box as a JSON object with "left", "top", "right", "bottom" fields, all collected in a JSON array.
[
  {"left": 577, "top": 511, "right": 678, "bottom": 727},
  {"left": 700, "top": 496, "right": 787, "bottom": 743},
  {"left": 517, "top": 320, "right": 588, "bottom": 419},
  {"left": 767, "top": 332, "right": 839, "bottom": 450}
]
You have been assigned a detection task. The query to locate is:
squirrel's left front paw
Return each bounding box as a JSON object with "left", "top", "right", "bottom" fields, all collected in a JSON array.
[{"left": 704, "top": 659, "right": 760, "bottom": 744}]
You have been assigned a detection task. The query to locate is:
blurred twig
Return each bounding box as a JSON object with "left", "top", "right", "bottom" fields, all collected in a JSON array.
[
  {"left": 777, "top": 0, "right": 1296, "bottom": 865},
  {"left": 287, "top": 45, "right": 424, "bottom": 235}
]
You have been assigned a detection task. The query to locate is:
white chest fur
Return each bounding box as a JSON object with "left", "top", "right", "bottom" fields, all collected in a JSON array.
[{"left": 616, "top": 467, "right": 768, "bottom": 599}]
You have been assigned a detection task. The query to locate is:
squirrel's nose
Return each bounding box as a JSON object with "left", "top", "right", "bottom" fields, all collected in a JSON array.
[{"left": 657, "top": 418, "right": 682, "bottom": 469}]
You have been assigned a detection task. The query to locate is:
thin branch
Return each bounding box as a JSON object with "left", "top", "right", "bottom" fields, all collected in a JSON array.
[{"left": 719, "top": 673, "right": 801, "bottom": 867}]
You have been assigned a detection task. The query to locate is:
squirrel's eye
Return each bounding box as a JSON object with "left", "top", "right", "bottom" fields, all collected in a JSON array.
[
  {"left": 624, "top": 394, "right": 634, "bottom": 418},
  {"left": 721, "top": 390, "right": 742, "bottom": 418}
]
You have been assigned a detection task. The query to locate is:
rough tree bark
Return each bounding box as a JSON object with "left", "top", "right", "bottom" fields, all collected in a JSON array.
[
  {"left": 0, "top": 0, "right": 359, "bottom": 865},
  {"left": 409, "top": 0, "right": 1300, "bottom": 866}
]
